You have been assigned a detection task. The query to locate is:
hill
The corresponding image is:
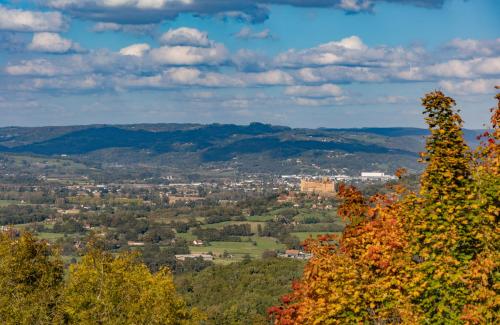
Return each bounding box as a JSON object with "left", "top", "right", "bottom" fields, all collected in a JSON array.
[{"left": 0, "top": 123, "right": 484, "bottom": 176}]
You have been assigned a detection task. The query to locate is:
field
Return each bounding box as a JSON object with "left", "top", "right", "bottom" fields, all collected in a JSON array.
[
  {"left": 0, "top": 200, "right": 23, "bottom": 207},
  {"left": 189, "top": 236, "right": 284, "bottom": 263},
  {"left": 199, "top": 220, "right": 266, "bottom": 232}
]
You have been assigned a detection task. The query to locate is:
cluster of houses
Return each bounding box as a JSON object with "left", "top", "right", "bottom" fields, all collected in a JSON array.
[{"left": 278, "top": 249, "right": 312, "bottom": 260}]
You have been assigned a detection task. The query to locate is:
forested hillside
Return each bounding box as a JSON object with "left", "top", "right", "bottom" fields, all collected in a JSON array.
[{"left": 0, "top": 123, "right": 484, "bottom": 175}]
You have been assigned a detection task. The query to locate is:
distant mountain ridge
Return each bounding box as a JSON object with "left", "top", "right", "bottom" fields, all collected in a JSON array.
[{"left": 0, "top": 123, "right": 484, "bottom": 175}]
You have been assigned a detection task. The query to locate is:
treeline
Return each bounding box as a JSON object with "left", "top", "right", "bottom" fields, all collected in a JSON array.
[
  {"left": 176, "top": 258, "right": 305, "bottom": 325},
  {"left": 0, "top": 205, "right": 53, "bottom": 225},
  {"left": 192, "top": 224, "right": 252, "bottom": 242}
]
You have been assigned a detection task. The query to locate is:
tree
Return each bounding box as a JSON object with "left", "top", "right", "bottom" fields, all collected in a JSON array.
[
  {"left": 405, "top": 91, "right": 498, "bottom": 323},
  {"left": 270, "top": 91, "right": 500, "bottom": 324},
  {"left": 0, "top": 232, "right": 64, "bottom": 324},
  {"left": 56, "top": 248, "right": 202, "bottom": 324}
]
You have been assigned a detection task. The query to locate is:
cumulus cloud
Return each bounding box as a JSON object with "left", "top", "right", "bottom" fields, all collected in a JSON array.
[
  {"left": 19, "top": 75, "right": 104, "bottom": 92},
  {"left": 27, "top": 32, "right": 82, "bottom": 53},
  {"left": 160, "top": 27, "right": 210, "bottom": 47},
  {"left": 5, "top": 29, "right": 499, "bottom": 104},
  {"left": 444, "top": 38, "right": 500, "bottom": 59},
  {"left": 245, "top": 70, "right": 294, "bottom": 85},
  {"left": 295, "top": 66, "right": 384, "bottom": 83},
  {"left": 285, "top": 84, "right": 343, "bottom": 98},
  {"left": 92, "top": 22, "right": 156, "bottom": 34},
  {"left": 150, "top": 43, "right": 228, "bottom": 65},
  {"left": 232, "top": 49, "right": 272, "bottom": 72},
  {"left": 275, "top": 36, "right": 424, "bottom": 68},
  {"left": 119, "top": 43, "right": 151, "bottom": 57},
  {"left": 439, "top": 79, "right": 500, "bottom": 95},
  {"left": 0, "top": 5, "right": 67, "bottom": 32},
  {"left": 41, "top": 0, "right": 454, "bottom": 25},
  {"left": 395, "top": 57, "right": 500, "bottom": 81},
  {"left": 5, "top": 59, "right": 72, "bottom": 76},
  {"left": 291, "top": 96, "right": 347, "bottom": 107},
  {"left": 115, "top": 67, "right": 244, "bottom": 89},
  {"left": 235, "top": 27, "right": 274, "bottom": 40},
  {"left": 5, "top": 56, "right": 91, "bottom": 77}
]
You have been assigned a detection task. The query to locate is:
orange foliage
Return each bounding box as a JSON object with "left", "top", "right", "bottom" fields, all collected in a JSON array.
[{"left": 270, "top": 91, "right": 499, "bottom": 324}]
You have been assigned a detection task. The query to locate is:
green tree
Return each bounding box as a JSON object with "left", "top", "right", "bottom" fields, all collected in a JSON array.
[
  {"left": 0, "top": 232, "right": 64, "bottom": 325},
  {"left": 56, "top": 248, "right": 202, "bottom": 324},
  {"left": 405, "top": 91, "right": 496, "bottom": 323},
  {"left": 271, "top": 91, "right": 499, "bottom": 324}
]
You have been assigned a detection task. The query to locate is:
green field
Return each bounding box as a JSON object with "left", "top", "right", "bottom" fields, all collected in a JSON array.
[
  {"left": 199, "top": 221, "right": 265, "bottom": 232},
  {"left": 37, "top": 232, "right": 67, "bottom": 241},
  {"left": 246, "top": 214, "right": 275, "bottom": 222},
  {"left": 0, "top": 200, "right": 22, "bottom": 207},
  {"left": 176, "top": 232, "right": 196, "bottom": 241},
  {"left": 189, "top": 236, "right": 284, "bottom": 263}
]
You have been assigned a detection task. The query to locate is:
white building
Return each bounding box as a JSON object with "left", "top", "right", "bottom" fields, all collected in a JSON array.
[{"left": 361, "top": 172, "right": 385, "bottom": 178}]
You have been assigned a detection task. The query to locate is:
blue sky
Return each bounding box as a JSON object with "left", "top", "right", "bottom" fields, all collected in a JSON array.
[{"left": 0, "top": 0, "right": 499, "bottom": 128}]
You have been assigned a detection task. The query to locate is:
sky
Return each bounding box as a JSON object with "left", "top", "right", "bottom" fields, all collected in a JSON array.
[{"left": 0, "top": 0, "right": 499, "bottom": 128}]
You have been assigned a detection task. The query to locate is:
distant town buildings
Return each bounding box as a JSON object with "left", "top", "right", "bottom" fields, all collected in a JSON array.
[
  {"left": 360, "top": 172, "right": 397, "bottom": 181},
  {"left": 279, "top": 249, "right": 312, "bottom": 260},
  {"left": 300, "top": 177, "right": 336, "bottom": 197}
]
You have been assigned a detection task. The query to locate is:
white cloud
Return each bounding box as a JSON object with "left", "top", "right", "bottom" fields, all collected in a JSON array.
[
  {"left": 150, "top": 43, "right": 228, "bottom": 65},
  {"left": 27, "top": 32, "right": 81, "bottom": 53},
  {"left": 5, "top": 59, "right": 68, "bottom": 76},
  {"left": 160, "top": 27, "right": 210, "bottom": 47},
  {"left": 5, "top": 56, "right": 90, "bottom": 76},
  {"left": 445, "top": 38, "right": 500, "bottom": 59},
  {"left": 235, "top": 27, "right": 273, "bottom": 40},
  {"left": 275, "top": 35, "right": 423, "bottom": 68},
  {"left": 92, "top": 22, "right": 156, "bottom": 34},
  {"left": 246, "top": 70, "right": 294, "bottom": 85},
  {"left": 0, "top": 5, "right": 67, "bottom": 32},
  {"left": 338, "top": 0, "right": 373, "bottom": 12},
  {"left": 285, "top": 84, "right": 343, "bottom": 98},
  {"left": 439, "top": 79, "right": 500, "bottom": 95},
  {"left": 119, "top": 43, "right": 151, "bottom": 57},
  {"left": 115, "top": 67, "right": 244, "bottom": 89},
  {"left": 405, "top": 57, "right": 500, "bottom": 80},
  {"left": 21, "top": 75, "right": 103, "bottom": 91},
  {"left": 295, "top": 66, "right": 384, "bottom": 83},
  {"left": 291, "top": 96, "right": 347, "bottom": 107}
]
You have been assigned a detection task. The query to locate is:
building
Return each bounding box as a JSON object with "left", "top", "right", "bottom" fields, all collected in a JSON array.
[
  {"left": 361, "top": 172, "right": 397, "bottom": 181},
  {"left": 279, "top": 249, "right": 312, "bottom": 260},
  {"left": 361, "top": 172, "right": 385, "bottom": 178},
  {"left": 300, "top": 177, "right": 336, "bottom": 196},
  {"left": 192, "top": 239, "right": 204, "bottom": 246},
  {"left": 127, "top": 241, "right": 145, "bottom": 247}
]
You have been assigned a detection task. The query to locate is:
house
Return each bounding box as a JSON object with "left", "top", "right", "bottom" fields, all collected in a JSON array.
[
  {"left": 279, "top": 249, "right": 312, "bottom": 260},
  {"left": 0, "top": 226, "right": 20, "bottom": 237},
  {"left": 192, "top": 239, "right": 204, "bottom": 246},
  {"left": 127, "top": 241, "right": 145, "bottom": 247}
]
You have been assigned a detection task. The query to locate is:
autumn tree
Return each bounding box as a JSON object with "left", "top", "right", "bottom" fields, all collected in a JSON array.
[
  {"left": 0, "top": 232, "right": 64, "bottom": 325},
  {"left": 56, "top": 247, "right": 202, "bottom": 324},
  {"left": 405, "top": 91, "right": 499, "bottom": 323},
  {"left": 270, "top": 183, "right": 417, "bottom": 324},
  {"left": 271, "top": 91, "right": 499, "bottom": 324}
]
